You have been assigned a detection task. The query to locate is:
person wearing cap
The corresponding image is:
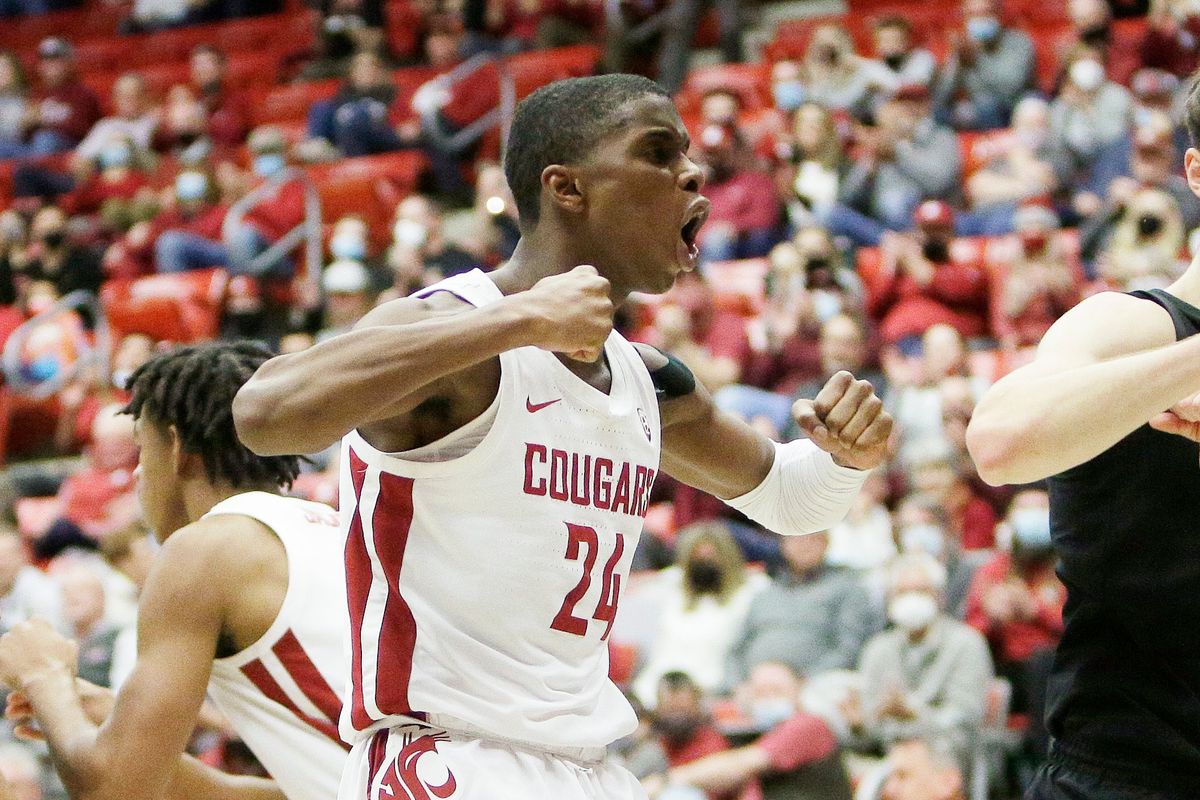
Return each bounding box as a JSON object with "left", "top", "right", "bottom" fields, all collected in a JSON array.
[
  {"left": 12, "top": 38, "right": 101, "bottom": 156},
  {"left": 992, "top": 203, "right": 1079, "bottom": 351},
  {"left": 691, "top": 122, "right": 782, "bottom": 265},
  {"left": 317, "top": 258, "right": 373, "bottom": 341},
  {"left": 933, "top": 0, "right": 1035, "bottom": 130},
  {"left": 872, "top": 200, "right": 990, "bottom": 346},
  {"left": 824, "top": 90, "right": 960, "bottom": 247}
]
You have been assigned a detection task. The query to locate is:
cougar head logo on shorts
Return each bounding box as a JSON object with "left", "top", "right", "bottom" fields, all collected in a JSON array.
[{"left": 375, "top": 731, "right": 458, "bottom": 800}]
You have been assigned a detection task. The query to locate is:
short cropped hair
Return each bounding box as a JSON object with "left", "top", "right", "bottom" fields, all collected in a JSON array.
[
  {"left": 1185, "top": 72, "right": 1200, "bottom": 148},
  {"left": 503, "top": 74, "right": 669, "bottom": 225}
]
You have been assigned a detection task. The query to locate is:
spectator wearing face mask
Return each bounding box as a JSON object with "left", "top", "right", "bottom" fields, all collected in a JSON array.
[
  {"left": 58, "top": 135, "right": 155, "bottom": 231},
  {"left": 966, "top": 491, "right": 1064, "bottom": 718},
  {"left": 872, "top": 201, "right": 990, "bottom": 346},
  {"left": 933, "top": 0, "right": 1035, "bottom": 130},
  {"left": 726, "top": 532, "right": 876, "bottom": 687},
  {"left": 825, "top": 90, "right": 961, "bottom": 247},
  {"left": 872, "top": 16, "right": 936, "bottom": 90},
  {"left": 634, "top": 522, "right": 770, "bottom": 706},
  {"left": 644, "top": 662, "right": 852, "bottom": 800},
  {"left": 1050, "top": 45, "right": 1134, "bottom": 199},
  {"left": 1061, "top": 0, "right": 1145, "bottom": 87},
  {"left": 908, "top": 438, "right": 999, "bottom": 551},
  {"left": 893, "top": 496, "right": 986, "bottom": 621},
  {"left": 133, "top": 168, "right": 228, "bottom": 276},
  {"left": 8, "top": 206, "right": 102, "bottom": 300},
  {"left": 318, "top": 258, "right": 373, "bottom": 341},
  {"left": 993, "top": 204, "right": 1080, "bottom": 351},
  {"left": 857, "top": 553, "right": 993, "bottom": 757}
]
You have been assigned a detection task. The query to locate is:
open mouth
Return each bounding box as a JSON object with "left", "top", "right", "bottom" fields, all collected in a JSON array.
[{"left": 679, "top": 201, "right": 710, "bottom": 263}]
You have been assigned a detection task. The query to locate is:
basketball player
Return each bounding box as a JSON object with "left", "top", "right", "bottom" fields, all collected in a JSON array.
[
  {"left": 0, "top": 342, "right": 348, "bottom": 800},
  {"left": 234, "top": 75, "right": 892, "bottom": 800},
  {"left": 965, "top": 87, "right": 1200, "bottom": 799}
]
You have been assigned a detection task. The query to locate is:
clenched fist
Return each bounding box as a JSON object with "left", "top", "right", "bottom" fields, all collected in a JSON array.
[
  {"left": 0, "top": 618, "right": 76, "bottom": 691},
  {"left": 519, "top": 265, "right": 614, "bottom": 362},
  {"left": 793, "top": 371, "right": 892, "bottom": 470}
]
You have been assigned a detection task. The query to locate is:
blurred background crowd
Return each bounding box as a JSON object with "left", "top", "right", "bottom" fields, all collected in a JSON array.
[{"left": 0, "top": 0, "right": 1190, "bottom": 796}]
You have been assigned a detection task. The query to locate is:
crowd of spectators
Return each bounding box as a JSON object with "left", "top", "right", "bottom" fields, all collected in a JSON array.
[{"left": 2, "top": 0, "right": 1199, "bottom": 796}]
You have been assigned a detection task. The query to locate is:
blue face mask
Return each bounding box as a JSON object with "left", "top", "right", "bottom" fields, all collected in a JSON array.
[
  {"left": 750, "top": 699, "right": 795, "bottom": 730},
  {"left": 966, "top": 16, "right": 1001, "bottom": 43},
  {"left": 99, "top": 143, "right": 131, "bottom": 169},
  {"left": 330, "top": 232, "right": 366, "bottom": 262},
  {"left": 253, "top": 152, "right": 286, "bottom": 178},
  {"left": 174, "top": 172, "right": 208, "bottom": 203},
  {"left": 773, "top": 80, "right": 807, "bottom": 113},
  {"left": 900, "top": 523, "right": 946, "bottom": 559},
  {"left": 1011, "top": 508, "right": 1052, "bottom": 550}
]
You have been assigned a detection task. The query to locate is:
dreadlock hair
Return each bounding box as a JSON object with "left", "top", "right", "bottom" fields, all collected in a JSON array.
[
  {"left": 503, "top": 74, "right": 669, "bottom": 227},
  {"left": 124, "top": 340, "right": 301, "bottom": 490}
]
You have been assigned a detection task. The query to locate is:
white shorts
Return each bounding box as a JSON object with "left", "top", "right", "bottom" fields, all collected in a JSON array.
[{"left": 338, "top": 723, "right": 649, "bottom": 800}]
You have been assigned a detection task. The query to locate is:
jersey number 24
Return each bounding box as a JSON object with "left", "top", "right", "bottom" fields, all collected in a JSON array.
[{"left": 551, "top": 523, "right": 624, "bottom": 641}]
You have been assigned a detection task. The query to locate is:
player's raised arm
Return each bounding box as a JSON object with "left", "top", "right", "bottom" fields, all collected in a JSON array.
[
  {"left": 639, "top": 344, "right": 891, "bottom": 535},
  {"left": 967, "top": 291, "right": 1200, "bottom": 486},
  {"left": 233, "top": 265, "right": 614, "bottom": 456},
  {"left": 0, "top": 518, "right": 264, "bottom": 800}
]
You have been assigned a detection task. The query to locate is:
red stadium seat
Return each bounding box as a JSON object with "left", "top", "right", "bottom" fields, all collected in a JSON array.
[
  {"left": 384, "top": 1, "right": 422, "bottom": 61},
  {"left": 249, "top": 79, "right": 340, "bottom": 126},
  {"left": 704, "top": 258, "right": 769, "bottom": 316},
  {"left": 675, "top": 62, "right": 771, "bottom": 116},
  {"left": 101, "top": 268, "right": 229, "bottom": 343},
  {"left": 507, "top": 44, "right": 602, "bottom": 100}
]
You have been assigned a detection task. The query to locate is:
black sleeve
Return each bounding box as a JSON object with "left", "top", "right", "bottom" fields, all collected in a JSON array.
[{"left": 645, "top": 346, "right": 696, "bottom": 400}]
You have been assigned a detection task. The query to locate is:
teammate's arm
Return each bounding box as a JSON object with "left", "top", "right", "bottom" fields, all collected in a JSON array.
[
  {"left": 966, "top": 291, "right": 1200, "bottom": 486},
  {"left": 639, "top": 345, "right": 891, "bottom": 535},
  {"left": 0, "top": 519, "right": 246, "bottom": 800},
  {"left": 234, "top": 265, "right": 615, "bottom": 456}
]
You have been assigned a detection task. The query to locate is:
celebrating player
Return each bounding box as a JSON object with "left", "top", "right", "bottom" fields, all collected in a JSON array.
[
  {"left": 966, "top": 83, "right": 1200, "bottom": 800},
  {"left": 0, "top": 342, "right": 348, "bottom": 800},
  {"left": 235, "top": 75, "right": 891, "bottom": 800}
]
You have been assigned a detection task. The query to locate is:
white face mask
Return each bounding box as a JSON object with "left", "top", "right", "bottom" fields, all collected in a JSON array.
[
  {"left": 393, "top": 219, "right": 428, "bottom": 249},
  {"left": 888, "top": 591, "right": 939, "bottom": 631},
  {"left": 1070, "top": 59, "right": 1105, "bottom": 92}
]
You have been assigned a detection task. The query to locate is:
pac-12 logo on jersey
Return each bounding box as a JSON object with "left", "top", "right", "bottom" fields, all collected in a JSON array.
[
  {"left": 637, "top": 407, "right": 652, "bottom": 442},
  {"left": 373, "top": 728, "right": 457, "bottom": 800}
]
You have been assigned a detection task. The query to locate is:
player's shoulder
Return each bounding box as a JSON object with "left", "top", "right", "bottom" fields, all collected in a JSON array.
[
  {"left": 1039, "top": 290, "right": 1178, "bottom": 363},
  {"left": 157, "top": 513, "right": 280, "bottom": 583},
  {"left": 354, "top": 289, "right": 475, "bottom": 330}
]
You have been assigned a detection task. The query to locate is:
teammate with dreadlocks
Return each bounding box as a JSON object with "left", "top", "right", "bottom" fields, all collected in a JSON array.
[{"left": 0, "top": 341, "right": 349, "bottom": 800}]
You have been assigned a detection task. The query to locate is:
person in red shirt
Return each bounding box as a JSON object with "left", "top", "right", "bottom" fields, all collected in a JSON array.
[
  {"left": 21, "top": 38, "right": 102, "bottom": 155},
  {"left": 694, "top": 123, "right": 782, "bottom": 265},
  {"left": 909, "top": 439, "right": 998, "bottom": 551},
  {"left": 966, "top": 489, "right": 1063, "bottom": 709},
  {"left": 643, "top": 662, "right": 852, "bottom": 800},
  {"left": 1061, "top": 0, "right": 1145, "bottom": 87},
  {"left": 871, "top": 201, "right": 990, "bottom": 346},
  {"left": 189, "top": 45, "right": 251, "bottom": 150},
  {"left": 127, "top": 167, "right": 229, "bottom": 276},
  {"left": 1142, "top": 0, "right": 1200, "bottom": 77},
  {"left": 650, "top": 671, "right": 733, "bottom": 799}
]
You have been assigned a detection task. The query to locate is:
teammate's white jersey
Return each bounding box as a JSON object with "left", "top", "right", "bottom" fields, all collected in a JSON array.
[
  {"left": 339, "top": 269, "right": 661, "bottom": 751},
  {"left": 205, "top": 492, "right": 350, "bottom": 800}
]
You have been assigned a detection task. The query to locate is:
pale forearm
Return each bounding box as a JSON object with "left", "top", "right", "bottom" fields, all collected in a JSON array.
[
  {"left": 968, "top": 334, "right": 1200, "bottom": 485},
  {"left": 234, "top": 298, "right": 538, "bottom": 455},
  {"left": 667, "top": 746, "right": 768, "bottom": 794}
]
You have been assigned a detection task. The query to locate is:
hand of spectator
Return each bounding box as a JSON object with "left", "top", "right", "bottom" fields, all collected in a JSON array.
[
  {"left": 1109, "top": 177, "right": 1140, "bottom": 207},
  {"left": 879, "top": 689, "right": 916, "bottom": 721},
  {"left": 793, "top": 371, "right": 892, "bottom": 470},
  {"left": 6, "top": 677, "right": 115, "bottom": 739},
  {"left": 1008, "top": 582, "right": 1039, "bottom": 621},
  {"left": 0, "top": 619, "right": 77, "bottom": 692},
  {"left": 982, "top": 583, "right": 1016, "bottom": 623}
]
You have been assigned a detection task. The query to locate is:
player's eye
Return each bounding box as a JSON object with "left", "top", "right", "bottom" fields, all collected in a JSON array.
[{"left": 649, "top": 145, "right": 675, "bottom": 165}]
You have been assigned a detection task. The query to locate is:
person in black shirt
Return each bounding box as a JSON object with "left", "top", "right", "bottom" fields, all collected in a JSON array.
[
  {"left": 11, "top": 206, "right": 102, "bottom": 299},
  {"left": 966, "top": 79, "right": 1200, "bottom": 800}
]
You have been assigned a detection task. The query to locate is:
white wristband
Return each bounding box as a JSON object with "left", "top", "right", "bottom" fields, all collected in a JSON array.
[{"left": 725, "top": 439, "right": 870, "bottom": 536}]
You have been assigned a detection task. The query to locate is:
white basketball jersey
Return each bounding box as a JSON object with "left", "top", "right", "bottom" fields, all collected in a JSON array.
[
  {"left": 205, "top": 492, "right": 350, "bottom": 800},
  {"left": 339, "top": 269, "right": 661, "bottom": 750}
]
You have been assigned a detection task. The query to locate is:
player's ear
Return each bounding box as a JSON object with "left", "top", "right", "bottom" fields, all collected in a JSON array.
[
  {"left": 1186, "top": 148, "right": 1200, "bottom": 198},
  {"left": 541, "top": 164, "right": 584, "bottom": 216},
  {"left": 166, "top": 424, "right": 197, "bottom": 478}
]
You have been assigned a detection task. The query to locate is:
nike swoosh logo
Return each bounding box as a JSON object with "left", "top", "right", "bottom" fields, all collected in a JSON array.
[{"left": 526, "top": 397, "right": 562, "bottom": 413}]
